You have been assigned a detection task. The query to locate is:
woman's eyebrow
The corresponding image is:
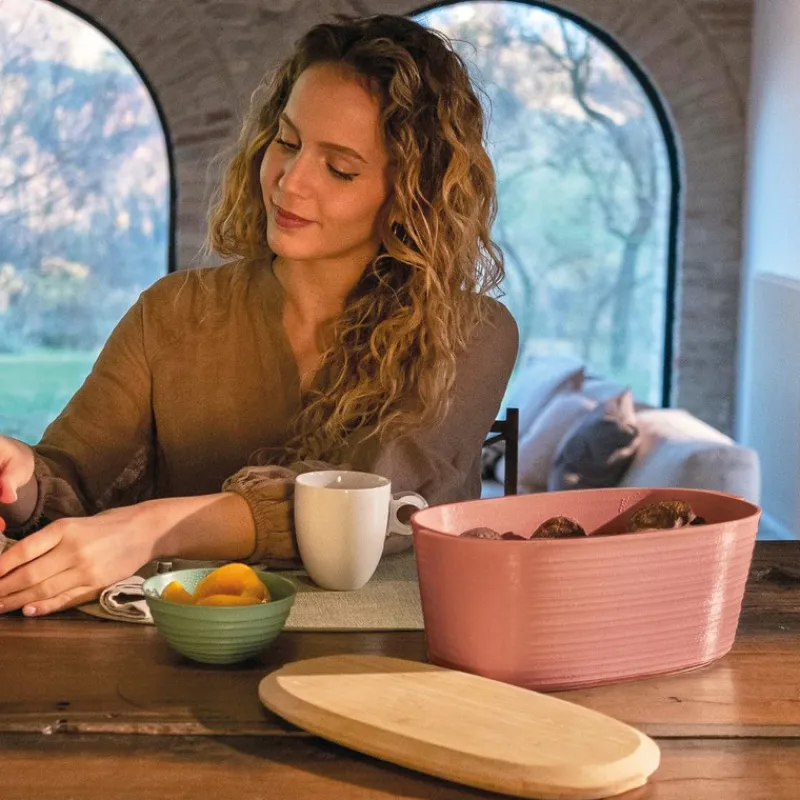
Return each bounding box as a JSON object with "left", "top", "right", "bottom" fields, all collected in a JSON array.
[{"left": 280, "top": 112, "right": 368, "bottom": 164}]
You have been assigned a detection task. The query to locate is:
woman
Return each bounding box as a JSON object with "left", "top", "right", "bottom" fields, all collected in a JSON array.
[{"left": 0, "top": 15, "right": 518, "bottom": 615}]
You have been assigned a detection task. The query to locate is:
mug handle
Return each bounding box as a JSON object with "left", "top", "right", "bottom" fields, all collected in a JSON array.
[{"left": 388, "top": 491, "right": 429, "bottom": 537}]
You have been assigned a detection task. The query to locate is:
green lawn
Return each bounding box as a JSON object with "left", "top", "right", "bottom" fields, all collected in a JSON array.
[{"left": 0, "top": 350, "right": 98, "bottom": 444}]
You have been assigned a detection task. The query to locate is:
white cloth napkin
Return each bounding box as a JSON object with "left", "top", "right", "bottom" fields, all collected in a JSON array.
[{"left": 99, "top": 576, "right": 153, "bottom": 623}]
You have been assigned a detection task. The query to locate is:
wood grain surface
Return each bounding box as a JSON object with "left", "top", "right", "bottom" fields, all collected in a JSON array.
[{"left": 1, "top": 541, "right": 799, "bottom": 800}]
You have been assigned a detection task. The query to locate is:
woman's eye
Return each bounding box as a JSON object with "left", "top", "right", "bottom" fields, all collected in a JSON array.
[
  {"left": 328, "top": 165, "right": 357, "bottom": 182},
  {"left": 274, "top": 136, "right": 356, "bottom": 181},
  {"left": 275, "top": 137, "right": 299, "bottom": 151}
]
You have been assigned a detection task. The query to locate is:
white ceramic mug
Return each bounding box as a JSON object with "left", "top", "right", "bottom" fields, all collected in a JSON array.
[{"left": 294, "top": 470, "right": 428, "bottom": 591}]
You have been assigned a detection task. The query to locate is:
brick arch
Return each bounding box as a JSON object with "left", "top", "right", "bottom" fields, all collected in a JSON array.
[{"left": 58, "top": 0, "right": 240, "bottom": 267}]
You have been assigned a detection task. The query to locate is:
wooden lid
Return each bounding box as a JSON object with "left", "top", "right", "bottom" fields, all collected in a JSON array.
[{"left": 259, "top": 655, "right": 660, "bottom": 799}]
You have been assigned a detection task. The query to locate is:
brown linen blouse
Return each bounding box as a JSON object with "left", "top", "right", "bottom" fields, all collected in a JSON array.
[{"left": 14, "top": 260, "right": 519, "bottom": 560}]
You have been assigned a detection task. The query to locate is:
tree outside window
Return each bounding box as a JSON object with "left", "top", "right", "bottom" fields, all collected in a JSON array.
[
  {"left": 416, "top": 2, "right": 676, "bottom": 405},
  {"left": 0, "top": 0, "right": 170, "bottom": 443}
]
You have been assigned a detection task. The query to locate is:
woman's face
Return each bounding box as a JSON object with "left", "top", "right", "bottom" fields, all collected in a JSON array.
[{"left": 260, "top": 63, "right": 391, "bottom": 267}]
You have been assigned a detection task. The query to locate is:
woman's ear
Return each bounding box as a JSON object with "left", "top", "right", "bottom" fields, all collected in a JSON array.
[
  {"left": 378, "top": 200, "right": 404, "bottom": 243},
  {"left": 386, "top": 199, "right": 406, "bottom": 230}
]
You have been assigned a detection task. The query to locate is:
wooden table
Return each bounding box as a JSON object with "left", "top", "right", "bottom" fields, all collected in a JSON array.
[{"left": 2, "top": 541, "right": 799, "bottom": 800}]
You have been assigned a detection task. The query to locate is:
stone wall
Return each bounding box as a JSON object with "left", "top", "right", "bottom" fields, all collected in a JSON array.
[{"left": 59, "top": 0, "right": 754, "bottom": 434}]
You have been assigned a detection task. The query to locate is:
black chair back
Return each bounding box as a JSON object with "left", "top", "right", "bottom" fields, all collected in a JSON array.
[{"left": 484, "top": 407, "right": 519, "bottom": 496}]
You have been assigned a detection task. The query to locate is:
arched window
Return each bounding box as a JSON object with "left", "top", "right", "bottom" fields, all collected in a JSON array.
[
  {"left": 0, "top": 0, "right": 172, "bottom": 443},
  {"left": 415, "top": 1, "right": 678, "bottom": 405}
]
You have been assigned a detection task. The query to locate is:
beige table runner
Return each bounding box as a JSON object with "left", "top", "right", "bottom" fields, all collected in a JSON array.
[
  {"left": 78, "top": 551, "right": 423, "bottom": 631},
  {"left": 282, "top": 550, "right": 423, "bottom": 631}
]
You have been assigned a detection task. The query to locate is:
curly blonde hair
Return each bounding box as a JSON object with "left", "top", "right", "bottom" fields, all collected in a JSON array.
[{"left": 206, "top": 14, "right": 504, "bottom": 462}]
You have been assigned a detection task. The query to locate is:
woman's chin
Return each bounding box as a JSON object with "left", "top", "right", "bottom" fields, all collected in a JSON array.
[
  {"left": 267, "top": 231, "right": 375, "bottom": 267},
  {"left": 266, "top": 235, "right": 316, "bottom": 262}
]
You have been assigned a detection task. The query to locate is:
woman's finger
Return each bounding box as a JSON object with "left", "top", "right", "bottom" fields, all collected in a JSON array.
[
  {"left": 0, "top": 567, "right": 91, "bottom": 615},
  {"left": 22, "top": 582, "right": 98, "bottom": 617},
  {"left": 0, "top": 477, "right": 18, "bottom": 505},
  {"left": 0, "top": 451, "right": 31, "bottom": 503},
  {"left": 0, "top": 551, "right": 65, "bottom": 601},
  {"left": 0, "top": 525, "right": 62, "bottom": 582},
  {"left": 0, "top": 533, "right": 86, "bottom": 603}
]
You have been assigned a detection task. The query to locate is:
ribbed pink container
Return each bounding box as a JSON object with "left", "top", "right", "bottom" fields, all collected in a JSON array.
[{"left": 411, "top": 488, "right": 760, "bottom": 691}]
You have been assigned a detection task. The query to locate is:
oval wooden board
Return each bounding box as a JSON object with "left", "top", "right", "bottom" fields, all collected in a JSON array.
[{"left": 258, "top": 655, "right": 660, "bottom": 799}]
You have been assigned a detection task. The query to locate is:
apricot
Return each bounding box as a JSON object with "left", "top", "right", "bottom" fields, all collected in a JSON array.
[
  {"left": 159, "top": 564, "right": 271, "bottom": 606},
  {"left": 193, "top": 563, "right": 270, "bottom": 602},
  {"left": 195, "top": 593, "right": 262, "bottom": 607},
  {"left": 161, "top": 580, "right": 195, "bottom": 605}
]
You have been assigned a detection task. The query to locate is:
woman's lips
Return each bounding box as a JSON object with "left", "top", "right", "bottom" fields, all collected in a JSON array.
[{"left": 274, "top": 205, "right": 314, "bottom": 230}]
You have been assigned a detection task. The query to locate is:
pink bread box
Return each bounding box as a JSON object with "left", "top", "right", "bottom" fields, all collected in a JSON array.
[{"left": 410, "top": 487, "right": 761, "bottom": 691}]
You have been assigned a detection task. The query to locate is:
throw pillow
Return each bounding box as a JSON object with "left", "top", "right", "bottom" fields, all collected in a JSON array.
[
  {"left": 497, "top": 391, "right": 597, "bottom": 492},
  {"left": 581, "top": 376, "right": 626, "bottom": 403},
  {"left": 501, "top": 355, "right": 585, "bottom": 435},
  {"left": 481, "top": 439, "right": 506, "bottom": 481},
  {"left": 547, "top": 389, "right": 640, "bottom": 491}
]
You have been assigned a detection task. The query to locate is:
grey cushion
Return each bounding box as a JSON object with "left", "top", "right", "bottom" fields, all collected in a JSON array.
[
  {"left": 481, "top": 439, "right": 505, "bottom": 481},
  {"left": 499, "top": 391, "right": 597, "bottom": 492},
  {"left": 581, "top": 376, "right": 627, "bottom": 403},
  {"left": 620, "top": 409, "right": 761, "bottom": 504},
  {"left": 501, "top": 356, "right": 584, "bottom": 435},
  {"left": 547, "top": 390, "right": 640, "bottom": 491}
]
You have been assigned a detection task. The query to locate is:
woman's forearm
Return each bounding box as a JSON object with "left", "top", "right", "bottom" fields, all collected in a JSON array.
[{"left": 143, "top": 492, "right": 257, "bottom": 562}]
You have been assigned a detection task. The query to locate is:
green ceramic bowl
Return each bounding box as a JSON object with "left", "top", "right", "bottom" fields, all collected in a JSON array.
[{"left": 142, "top": 568, "right": 296, "bottom": 664}]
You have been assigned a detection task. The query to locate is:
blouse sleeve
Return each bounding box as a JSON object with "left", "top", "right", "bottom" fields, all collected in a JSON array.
[
  {"left": 369, "top": 299, "right": 519, "bottom": 505},
  {"left": 8, "top": 297, "right": 156, "bottom": 536}
]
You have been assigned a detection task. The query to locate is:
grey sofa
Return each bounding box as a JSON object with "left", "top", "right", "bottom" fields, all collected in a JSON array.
[{"left": 482, "top": 360, "right": 761, "bottom": 504}]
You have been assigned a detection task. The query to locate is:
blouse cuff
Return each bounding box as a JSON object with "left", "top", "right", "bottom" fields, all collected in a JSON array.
[{"left": 222, "top": 465, "right": 300, "bottom": 565}]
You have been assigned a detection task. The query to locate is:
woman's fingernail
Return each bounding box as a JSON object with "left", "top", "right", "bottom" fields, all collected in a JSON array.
[{"left": 23, "top": 606, "right": 37, "bottom": 616}]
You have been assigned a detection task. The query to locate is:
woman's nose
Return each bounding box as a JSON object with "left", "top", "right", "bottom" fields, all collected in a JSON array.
[{"left": 277, "top": 152, "right": 314, "bottom": 196}]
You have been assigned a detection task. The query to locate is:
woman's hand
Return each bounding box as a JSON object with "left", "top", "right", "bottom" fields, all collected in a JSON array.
[
  {"left": 0, "top": 436, "right": 37, "bottom": 533},
  {"left": 0, "top": 492, "right": 258, "bottom": 616},
  {"left": 0, "top": 503, "right": 159, "bottom": 616}
]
